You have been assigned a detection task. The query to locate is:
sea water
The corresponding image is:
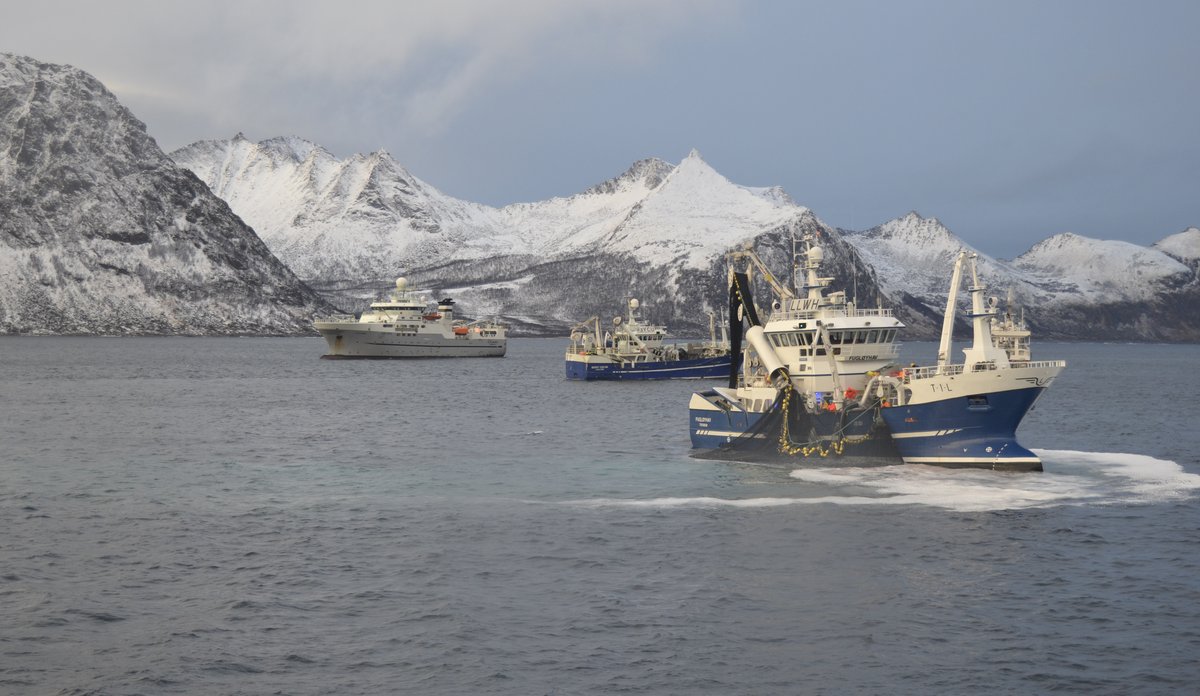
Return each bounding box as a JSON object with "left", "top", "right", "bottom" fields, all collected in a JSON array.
[{"left": 2, "top": 337, "right": 1198, "bottom": 695}]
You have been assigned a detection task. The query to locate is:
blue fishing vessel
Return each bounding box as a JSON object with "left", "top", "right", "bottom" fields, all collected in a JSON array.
[
  {"left": 689, "top": 233, "right": 904, "bottom": 459},
  {"left": 565, "top": 299, "right": 731, "bottom": 380},
  {"left": 688, "top": 234, "right": 1064, "bottom": 471},
  {"left": 876, "top": 252, "right": 1066, "bottom": 471}
]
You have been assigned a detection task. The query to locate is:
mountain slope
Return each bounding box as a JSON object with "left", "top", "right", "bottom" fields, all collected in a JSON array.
[
  {"left": 1154, "top": 227, "right": 1200, "bottom": 271},
  {"left": 171, "top": 135, "right": 517, "bottom": 285},
  {"left": 1014, "top": 233, "right": 1191, "bottom": 303},
  {"left": 0, "top": 54, "right": 333, "bottom": 335}
]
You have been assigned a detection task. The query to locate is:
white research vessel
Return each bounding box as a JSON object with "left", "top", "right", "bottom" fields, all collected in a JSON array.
[{"left": 315, "top": 277, "right": 506, "bottom": 359}]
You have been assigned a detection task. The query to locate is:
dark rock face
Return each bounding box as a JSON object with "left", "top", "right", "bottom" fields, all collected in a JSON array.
[
  {"left": 396, "top": 212, "right": 914, "bottom": 340},
  {"left": 0, "top": 53, "right": 334, "bottom": 335}
]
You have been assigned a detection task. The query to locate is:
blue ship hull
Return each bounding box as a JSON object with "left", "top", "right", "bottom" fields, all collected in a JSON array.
[
  {"left": 566, "top": 355, "right": 731, "bottom": 381},
  {"left": 689, "top": 404, "right": 765, "bottom": 449},
  {"left": 879, "top": 386, "right": 1046, "bottom": 471},
  {"left": 688, "top": 389, "right": 900, "bottom": 462}
]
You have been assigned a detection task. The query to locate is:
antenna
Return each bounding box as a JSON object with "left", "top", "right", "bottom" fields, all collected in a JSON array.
[
  {"left": 852, "top": 260, "right": 858, "bottom": 306},
  {"left": 790, "top": 229, "right": 798, "bottom": 296}
]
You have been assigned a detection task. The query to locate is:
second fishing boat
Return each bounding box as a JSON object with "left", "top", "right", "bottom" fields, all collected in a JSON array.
[{"left": 565, "top": 299, "right": 731, "bottom": 380}]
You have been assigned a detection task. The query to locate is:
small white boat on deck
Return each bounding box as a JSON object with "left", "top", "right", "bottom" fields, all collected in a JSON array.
[{"left": 315, "top": 277, "right": 507, "bottom": 359}]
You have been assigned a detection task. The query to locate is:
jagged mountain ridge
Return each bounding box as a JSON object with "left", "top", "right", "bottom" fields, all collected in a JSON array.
[
  {"left": 841, "top": 214, "right": 1192, "bottom": 304},
  {"left": 172, "top": 138, "right": 830, "bottom": 334},
  {"left": 0, "top": 54, "right": 334, "bottom": 335},
  {"left": 173, "top": 134, "right": 1200, "bottom": 341},
  {"left": 842, "top": 214, "right": 1196, "bottom": 340}
]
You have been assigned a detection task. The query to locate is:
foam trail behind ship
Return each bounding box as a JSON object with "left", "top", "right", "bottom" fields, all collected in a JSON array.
[{"left": 564, "top": 451, "right": 1200, "bottom": 513}]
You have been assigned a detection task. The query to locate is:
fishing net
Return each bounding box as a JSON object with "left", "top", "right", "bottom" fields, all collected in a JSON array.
[{"left": 692, "top": 384, "right": 901, "bottom": 465}]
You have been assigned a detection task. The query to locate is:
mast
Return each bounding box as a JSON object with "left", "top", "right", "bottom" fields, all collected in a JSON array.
[
  {"left": 818, "top": 324, "right": 843, "bottom": 401},
  {"left": 960, "top": 254, "right": 1010, "bottom": 370},
  {"left": 802, "top": 232, "right": 831, "bottom": 303},
  {"left": 790, "top": 231, "right": 799, "bottom": 296},
  {"left": 937, "top": 251, "right": 967, "bottom": 374}
]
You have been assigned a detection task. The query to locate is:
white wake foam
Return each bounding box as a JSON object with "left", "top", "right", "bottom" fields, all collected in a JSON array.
[
  {"left": 786, "top": 449, "right": 1200, "bottom": 512},
  {"left": 568, "top": 451, "right": 1200, "bottom": 512},
  {"left": 569, "top": 496, "right": 814, "bottom": 509}
]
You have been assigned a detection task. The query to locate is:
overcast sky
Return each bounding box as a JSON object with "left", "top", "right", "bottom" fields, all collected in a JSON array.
[{"left": 4, "top": 0, "right": 1197, "bottom": 258}]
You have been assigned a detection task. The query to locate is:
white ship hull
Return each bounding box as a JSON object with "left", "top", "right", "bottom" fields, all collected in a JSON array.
[{"left": 315, "top": 322, "right": 506, "bottom": 358}]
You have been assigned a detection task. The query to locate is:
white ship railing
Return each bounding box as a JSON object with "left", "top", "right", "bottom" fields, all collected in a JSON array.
[
  {"left": 769, "top": 308, "right": 895, "bottom": 322},
  {"left": 905, "top": 359, "right": 1066, "bottom": 381}
]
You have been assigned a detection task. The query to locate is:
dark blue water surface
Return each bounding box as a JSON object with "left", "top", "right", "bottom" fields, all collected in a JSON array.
[{"left": 2, "top": 337, "right": 1198, "bottom": 695}]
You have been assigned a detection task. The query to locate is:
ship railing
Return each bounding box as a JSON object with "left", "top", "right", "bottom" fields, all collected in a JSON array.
[
  {"left": 904, "top": 365, "right": 963, "bottom": 381},
  {"left": 904, "top": 359, "right": 1066, "bottom": 382},
  {"left": 770, "top": 308, "right": 895, "bottom": 321},
  {"left": 315, "top": 313, "right": 356, "bottom": 322},
  {"left": 1013, "top": 359, "right": 1067, "bottom": 369}
]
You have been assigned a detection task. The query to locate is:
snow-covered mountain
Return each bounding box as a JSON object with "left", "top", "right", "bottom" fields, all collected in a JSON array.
[
  {"left": 1154, "top": 227, "right": 1200, "bottom": 270},
  {"left": 3, "top": 49, "right": 1193, "bottom": 341},
  {"left": 842, "top": 214, "right": 1200, "bottom": 340},
  {"left": 173, "top": 134, "right": 1200, "bottom": 341},
  {"left": 1014, "top": 232, "right": 1191, "bottom": 303},
  {"left": 172, "top": 139, "right": 828, "bottom": 333},
  {"left": 169, "top": 134, "right": 518, "bottom": 284},
  {"left": 843, "top": 213, "right": 1192, "bottom": 305},
  {"left": 0, "top": 54, "right": 334, "bottom": 335}
]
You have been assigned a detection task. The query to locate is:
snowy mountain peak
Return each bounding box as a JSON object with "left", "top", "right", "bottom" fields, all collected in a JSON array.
[
  {"left": 839, "top": 211, "right": 989, "bottom": 300},
  {"left": 852, "top": 210, "right": 962, "bottom": 252},
  {"left": 1015, "top": 232, "right": 1190, "bottom": 302},
  {"left": 172, "top": 134, "right": 512, "bottom": 282},
  {"left": 1025, "top": 231, "right": 1084, "bottom": 252},
  {"left": 257, "top": 135, "right": 324, "bottom": 163},
  {"left": 902, "top": 210, "right": 937, "bottom": 225},
  {"left": 596, "top": 151, "right": 810, "bottom": 267},
  {"left": 582, "top": 157, "right": 673, "bottom": 197},
  {"left": 1018, "top": 231, "right": 1173, "bottom": 263},
  {"left": 671, "top": 148, "right": 722, "bottom": 179},
  {"left": 1154, "top": 227, "right": 1200, "bottom": 263}
]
